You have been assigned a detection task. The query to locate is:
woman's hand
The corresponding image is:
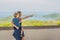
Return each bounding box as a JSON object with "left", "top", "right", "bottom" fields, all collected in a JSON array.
[
  {"left": 29, "top": 15, "right": 33, "bottom": 17},
  {"left": 20, "top": 14, "right": 33, "bottom": 20}
]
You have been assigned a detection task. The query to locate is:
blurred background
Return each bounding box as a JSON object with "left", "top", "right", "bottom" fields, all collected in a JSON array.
[{"left": 0, "top": 0, "right": 60, "bottom": 27}]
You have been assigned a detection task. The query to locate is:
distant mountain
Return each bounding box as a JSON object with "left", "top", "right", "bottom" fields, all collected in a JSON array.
[
  {"left": 42, "top": 13, "right": 60, "bottom": 20},
  {"left": 0, "top": 13, "right": 60, "bottom": 21}
]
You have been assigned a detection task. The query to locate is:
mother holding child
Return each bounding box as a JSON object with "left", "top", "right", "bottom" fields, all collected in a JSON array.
[{"left": 12, "top": 11, "right": 33, "bottom": 40}]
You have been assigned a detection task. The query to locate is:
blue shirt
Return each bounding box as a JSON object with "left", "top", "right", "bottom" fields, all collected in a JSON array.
[{"left": 12, "top": 18, "right": 21, "bottom": 27}]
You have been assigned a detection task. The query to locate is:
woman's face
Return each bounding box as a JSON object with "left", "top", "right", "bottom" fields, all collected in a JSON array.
[
  {"left": 16, "top": 13, "right": 21, "bottom": 18},
  {"left": 19, "top": 13, "right": 21, "bottom": 17}
]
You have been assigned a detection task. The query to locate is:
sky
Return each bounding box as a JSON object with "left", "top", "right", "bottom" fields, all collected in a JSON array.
[
  {"left": 0, "top": 0, "right": 60, "bottom": 12},
  {"left": 0, "top": 0, "right": 60, "bottom": 20}
]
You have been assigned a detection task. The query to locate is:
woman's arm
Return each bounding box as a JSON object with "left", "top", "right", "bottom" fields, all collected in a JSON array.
[
  {"left": 22, "top": 27, "right": 24, "bottom": 31},
  {"left": 21, "top": 15, "right": 33, "bottom": 20},
  {"left": 12, "top": 21, "right": 19, "bottom": 29},
  {"left": 21, "top": 27, "right": 24, "bottom": 35}
]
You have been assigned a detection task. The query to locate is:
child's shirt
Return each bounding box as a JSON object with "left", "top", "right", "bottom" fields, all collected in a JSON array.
[{"left": 12, "top": 18, "right": 21, "bottom": 27}]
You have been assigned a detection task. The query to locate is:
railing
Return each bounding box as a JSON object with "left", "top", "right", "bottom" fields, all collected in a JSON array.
[{"left": 0, "top": 25, "right": 60, "bottom": 30}]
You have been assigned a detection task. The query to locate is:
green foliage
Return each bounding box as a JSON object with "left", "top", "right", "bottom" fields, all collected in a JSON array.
[
  {"left": 0, "top": 22, "right": 12, "bottom": 27},
  {"left": 43, "top": 13, "right": 60, "bottom": 20},
  {"left": 57, "top": 21, "right": 60, "bottom": 26},
  {"left": 0, "top": 20, "right": 43, "bottom": 27},
  {"left": 0, "top": 15, "right": 60, "bottom": 27},
  {"left": 22, "top": 20, "right": 43, "bottom": 26},
  {"left": 0, "top": 20, "right": 60, "bottom": 27}
]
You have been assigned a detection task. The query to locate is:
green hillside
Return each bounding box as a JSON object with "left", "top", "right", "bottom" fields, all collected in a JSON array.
[
  {"left": 0, "top": 16, "right": 13, "bottom": 27},
  {"left": 0, "top": 14, "right": 60, "bottom": 27},
  {"left": 43, "top": 13, "right": 60, "bottom": 20},
  {"left": 0, "top": 16, "right": 13, "bottom": 21},
  {"left": 0, "top": 16, "right": 42, "bottom": 27}
]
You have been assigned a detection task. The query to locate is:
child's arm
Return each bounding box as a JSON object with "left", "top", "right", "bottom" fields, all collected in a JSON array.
[
  {"left": 20, "top": 15, "right": 33, "bottom": 20},
  {"left": 12, "top": 21, "right": 19, "bottom": 29}
]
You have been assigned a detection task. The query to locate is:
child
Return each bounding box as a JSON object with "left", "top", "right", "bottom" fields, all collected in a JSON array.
[
  {"left": 12, "top": 11, "right": 33, "bottom": 40},
  {"left": 12, "top": 13, "right": 22, "bottom": 40}
]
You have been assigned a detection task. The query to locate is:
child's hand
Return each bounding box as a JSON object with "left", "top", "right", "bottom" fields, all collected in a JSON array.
[{"left": 16, "top": 27, "right": 19, "bottom": 29}]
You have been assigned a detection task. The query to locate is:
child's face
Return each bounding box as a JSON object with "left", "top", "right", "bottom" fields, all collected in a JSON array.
[{"left": 16, "top": 13, "right": 21, "bottom": 18}]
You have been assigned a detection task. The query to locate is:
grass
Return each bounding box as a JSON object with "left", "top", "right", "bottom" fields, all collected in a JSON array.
[
  {"left": 0, "top": 21, "right": 12, "bottom": 27},
  {"left": 0, "top": 20, "right": 60, "bottom": 27}
]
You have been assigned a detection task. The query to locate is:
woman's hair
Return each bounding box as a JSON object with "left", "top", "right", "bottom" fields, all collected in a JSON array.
[
  {"left": 14, "top": 13, "right": 18, "bottom": 18},
  {"left": 17, "top": 11, "right": 21, "bottom": 16},
  {"left": 17, "top": 11, "right": 21, "bottom": 13}
]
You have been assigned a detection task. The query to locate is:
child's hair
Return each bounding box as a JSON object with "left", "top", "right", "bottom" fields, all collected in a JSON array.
[{"left": 14, "top": 13, "right": 18, "bottom": 18}]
